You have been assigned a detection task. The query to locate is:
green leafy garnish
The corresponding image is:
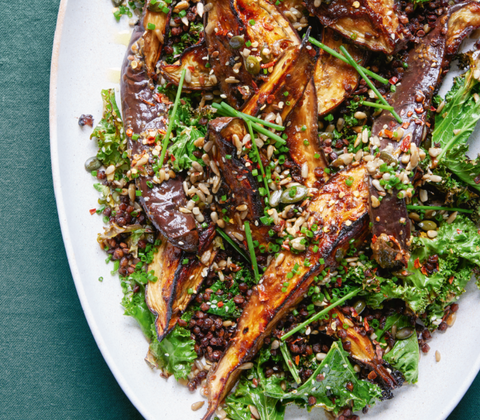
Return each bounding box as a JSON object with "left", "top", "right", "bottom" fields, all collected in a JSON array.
[
  {"left": 149, "top": 326, "right": 197, "bottom": 380},
  {"left": 433, "top": 54, "right": 480, "bottom": 193}
]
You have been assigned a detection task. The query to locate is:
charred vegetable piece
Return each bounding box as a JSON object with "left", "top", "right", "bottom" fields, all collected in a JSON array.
[
  {"left": 242, "top": 34, "right": 318, "bottom": 120},
  {"left": 368, "top": 2, "right": 480, "bottom": 268},
  {"left": 305, "top": 0, "right": 407, "bottom": 55},
  {"left": 203, "top": 163, "right": 370, "bottom": 420},
  {"left": 121, "top": 12, "right": 198, "bottom": 252},
  {"left": 204, "top": 0, "right": 256, "bottom": 109},
  {"left": 145, "top": 236, "right": 183, "bottom": 341},
  {"left": 234, "top": 0, "right": 298, "bottom": 54},
  {"left": 160, "top": 42, "right": 216, "bottom": 90},
  {"left": 327, "top": 308, "right": 404, "bottom": 392},
  {"left": 446, "top": 2, "right": 480, "bottom": 58},
  {"left": 207, "top": 117, "right": 265, "bottom": 221},
  {"left": 282, "top": 80, "right": 328, "bottom": 188},
  {"left": 143, "top": 8, "right": 169, "bottom": 77},
  {"left": 147, "top": 227, "right": 217, "bottom": 341},
  {"left": 315, "top": 28, "right": 366, "bottom": 116}
]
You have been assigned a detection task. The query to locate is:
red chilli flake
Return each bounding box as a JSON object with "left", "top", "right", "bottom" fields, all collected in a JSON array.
[
  {"left": 261, "top": 61, "right": 276, "bottom": 69},
  {"left": 217, "top": 301, "right": 224, "bottom": 308},
  {"left": 89, "top": 208, "right": 96, "bottom": 215},
  {"left": 389, "top": 76, "right": 399, "bottom": 85},
  {"left": 372, "top": 234, "right": 377, "bottom": 244},
  {"left": 384, "top": 129, "right": 394, "bottom": 139},
  {"left": 263, "top": 22, "right": 274, "bottom": 31},
  {"left": 414, "top": 258, "right": 422, "bottom": 269},
  {"left": 364, "top": 318, "right": 370, "bottom": 332},
  {"left": 400, "top": 134, "right": 412, "bottom": 152},
  {"left": 295, "top": 355, "right": 300, "bottom": 366}
]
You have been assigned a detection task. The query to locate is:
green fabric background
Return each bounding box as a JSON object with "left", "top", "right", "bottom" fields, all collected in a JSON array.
[{"left": 0, "top": 1, "right": 479, "bottom": 419}]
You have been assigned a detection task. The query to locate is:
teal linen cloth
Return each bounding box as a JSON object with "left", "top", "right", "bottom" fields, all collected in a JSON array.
[{"left": 0, "top": 1, "right": 478, "bottom": 419}]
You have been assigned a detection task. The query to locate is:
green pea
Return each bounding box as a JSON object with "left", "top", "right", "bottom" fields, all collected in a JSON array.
[
  {"left": 245, "top": 55, "right": 261, "bottom": 75},
  {"left": 396, "top": 327, "right": 414, "bottom": 340},
  {"left": 85, "top": 156, "right": 102, "bottom": 172},
  {"left": 229, "top": 35, "right": 245, "bottom": 49},
  {"left": 280, "top": 185, "right": 308, "bottom": 204}
]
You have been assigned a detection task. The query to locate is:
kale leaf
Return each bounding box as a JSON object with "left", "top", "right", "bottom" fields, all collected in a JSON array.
[
  {"left": 149, "top": 326, "right": 197, "bottom": 380},
  {"left": 364, "top": 216, "right": 479, "bottom": 314},
  {"left": 375, "top": 314, "right": 419, "bottom": 384},
  {"left": 225, "top": 348, "right": 286, "bottom": 420},
  {"left": 91, "top": 89, "right": 129, "bottom": 175},
  {"left": 273, "top": 342, "right": 382, "bottom": 415},
  {"left": 433, "top": 54, "right": 480, "bottom": 193}
]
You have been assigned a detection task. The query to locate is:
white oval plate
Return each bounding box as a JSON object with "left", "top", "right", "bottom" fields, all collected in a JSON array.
[{"left": 49, "top": 1, "right": 480, "bottom": 419}]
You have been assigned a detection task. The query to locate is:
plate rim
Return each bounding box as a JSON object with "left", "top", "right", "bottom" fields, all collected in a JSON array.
[
  {"left": 49, "top": 1, "right": 150, "bottom": 419},
  {"left": 48, "top": 2, "right": 480, "bottom": 419}
]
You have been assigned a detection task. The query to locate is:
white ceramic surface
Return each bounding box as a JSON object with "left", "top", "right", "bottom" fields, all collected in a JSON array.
[{"left": 49, "top": 1, "right": 480, "bottom": 419}]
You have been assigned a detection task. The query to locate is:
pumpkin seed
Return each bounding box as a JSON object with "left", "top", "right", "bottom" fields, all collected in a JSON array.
[
  {"left": 229, "top": 35, "right": 245, "bottom": 49},
  {"left": 396, "top": 327, "right": 414, "bottom": 340},
  {"left": 85, "top": 156, "right": 102, "bottom": 172}
]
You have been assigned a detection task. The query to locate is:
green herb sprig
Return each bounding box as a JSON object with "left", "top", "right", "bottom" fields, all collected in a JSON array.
[
  {"left": 158, "top": 68, "right": 186, "bottom": 168},
  {"left": 281, "top": 287, "right": 361, "bottom": 341},
  {"left": 339, "top": 46, "right": 402, "bottom": 124},
  {"left": 244, "top": 221, "right": 260, "bottom": 281}
]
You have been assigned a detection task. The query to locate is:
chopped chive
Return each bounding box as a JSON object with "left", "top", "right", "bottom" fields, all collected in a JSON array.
[
  {"left": 147, "top": 23, "right": 156, "bottom": 30},
  {"left": 339, "top": 46, "right": 402, "bottom": 124},
  {"left": 245, "top": 40, "right": 252, "bottom": 47},
  {"left": 281, "top": 287, "right": 361, "bottom": 341},
  {"left": 280, "top": 343, "right": 301, "bottom": 384},
  {"left": 158, "top": 68, "right": 186, "bottom": 168},
  {"left": 308, "top": 37, "right": 389, "bottom": 85},
  {"left": 215, "top": 228, "right": 250, "bottom": 262},
  {"left": 249, "top": 19, "right": 256, "bottom": 25},
  {"left": 217, "top": 102, "right": 285, "bottom": 131},
  {"left": 406, "top": 205, "right": 473, "bottom": 214},
  {"left": 361, "top": 100, "right": 394, "bottom": 111},
  {"left": 246, "top": 121, "right": 270, "bottom": 200},
  {"left": 244, "top": 221, "right": 260, "bottom": 281}
]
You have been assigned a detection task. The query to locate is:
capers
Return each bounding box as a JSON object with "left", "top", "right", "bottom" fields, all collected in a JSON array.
[
  {"left": 379, "top": 151, "right": 397, "bottom": 165},
  {"left": 280, "top": 185, "right": 308, "bottom": 204},
  {"left": 418, "top": 220, "right": 437, "bottom": 231},
  {"left": 229, "top": 35, "right": 245, "bottom": 49},
  {"left": 395, "top": 327, "right": 414, "bottom": 340},
  {"left": 85, "top": 156, "right": 102, "bottom": 172},
  {"left": 269, "top": 190, "right": 282, "bottom": 207},
  {"left": 245, "top": 55, "right": 261, "bottom": 75},
  {"left": 352, "top": 299, "right": 366, "bottom": 315}
]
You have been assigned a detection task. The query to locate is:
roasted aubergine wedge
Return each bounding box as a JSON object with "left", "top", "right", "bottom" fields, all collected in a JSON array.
[
  {"left": 121, "top": 10, "right": 199, "bottom": 252},
  {"left": 325, "top": 308, "right": 404, "bottom": 392},
  {"left": 159, "top": 42, "right": 216, "bottom": 90},
  {"left": 315, "top": 28, "right": 366, "bottom": 116},
  {"left": 367, "top": 2, "right": 480, "bottom": 269},
  {"left": 146, "top": 227, "right": 217, "bottom": 341},
  {"left": 305, "top": 0, "right": 407, "bottom": 55},
  {"left": 203, "top": 163, "right": 370, "bottom": 420}
]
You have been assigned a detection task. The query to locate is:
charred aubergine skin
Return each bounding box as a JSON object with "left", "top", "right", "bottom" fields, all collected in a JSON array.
[
  {"left": 305, "top": 0, "right": 407, "bottom": 54},
  {"left": 368, "top": 2, "right": 480, "bottom": 268},
  {"left": 203, "top": 163, "right": 370, "bottom": 420},
  {"left": 121, "top": 11, "right": 199, "bottom": 252}
]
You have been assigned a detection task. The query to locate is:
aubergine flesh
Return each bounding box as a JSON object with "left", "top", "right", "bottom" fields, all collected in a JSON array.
[
  {"left": 368, "top": 1, "right": 480, "bottom": 269},
  {"left": 121, "top": 9, "right": 199, "bottom": 252},
  {"left": 203, "top": 163, "right": 370, "bottom": 420}
]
